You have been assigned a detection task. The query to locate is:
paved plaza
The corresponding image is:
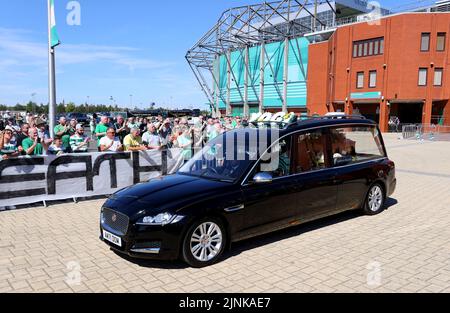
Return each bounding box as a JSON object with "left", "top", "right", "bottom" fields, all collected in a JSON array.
[{"left": 1, "top": 134, "right": 449, "bottom": 293}]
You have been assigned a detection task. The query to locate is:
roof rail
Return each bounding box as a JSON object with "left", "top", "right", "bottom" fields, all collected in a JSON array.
[
  {"left": 296, "top": 114, "right": 366, "bottom": 121},
  {"left": 319, "top": 114, "right": 367, "bottom": 120}
]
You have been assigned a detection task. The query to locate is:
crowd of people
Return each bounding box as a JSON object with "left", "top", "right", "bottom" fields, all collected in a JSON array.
[{"left": 1, "top": 110, "right": 248, "bottom": 161}]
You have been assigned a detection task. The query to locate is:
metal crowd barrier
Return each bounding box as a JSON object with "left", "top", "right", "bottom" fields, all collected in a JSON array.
[{"left": 402, "top": 124, "right": 450, "bottom": 141}]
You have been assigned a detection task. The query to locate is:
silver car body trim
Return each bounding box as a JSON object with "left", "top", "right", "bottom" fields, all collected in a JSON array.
[{"left": 130, "top": 248, "right": 161, "bottom": 254}]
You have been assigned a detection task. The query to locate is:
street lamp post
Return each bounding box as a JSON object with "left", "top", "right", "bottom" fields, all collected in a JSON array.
[{"left": 31, "top": 93, "right": 37, "bottom": 113}]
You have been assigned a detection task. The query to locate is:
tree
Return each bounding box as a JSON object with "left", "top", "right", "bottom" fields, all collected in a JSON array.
[
  {"left": 26, "top": 101, "right": 36, "bottom": 113},
  {"left": 57, "top": 103, "right": 66, "bottom": 114},
  {"left": 66, "top": 102, "right": 76, "bottom": 113},
  {"left": 38, "top": 104, "right": 47, "bottom": 115},
  {"left": 0, "top": 101, "right": 131, "bottom": 115},
  {"left": 13, "top": 104, "right": 26, "bottom": 111}
]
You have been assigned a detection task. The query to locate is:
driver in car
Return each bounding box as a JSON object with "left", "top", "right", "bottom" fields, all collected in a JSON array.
[{"left": 274, "top": 140, "right": 290, "bottom": 177}]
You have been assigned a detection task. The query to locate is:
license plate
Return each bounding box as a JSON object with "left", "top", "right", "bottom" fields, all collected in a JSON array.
[{"left": 103, "top": 230, "right": 122, "bottom": 247}]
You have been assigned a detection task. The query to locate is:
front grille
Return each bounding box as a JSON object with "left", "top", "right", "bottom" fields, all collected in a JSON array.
[{"left": 102, "top": 208, "right": 129, "bottom": 235}]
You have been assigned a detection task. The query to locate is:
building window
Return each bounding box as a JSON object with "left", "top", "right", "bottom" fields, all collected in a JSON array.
[
  {"left": 434, "top": 68, "right": 443, "bottom": 86},
  {"left": 369, "top": 70, "right": 377, "bottom": 88},
  {"left": 352, "top": 37, "right": 384, "bottom": 58},
  {"left": 437, "top": 33, "right": 446, "bottom": 51},
  {"left": 356, "top": 72, "right": 364, "bottom": 89},
  {"left": 374, "top": 40, "right": 379, "bottom": 55},
  {"left": 421, "top": 33, "right": 430, "bottom": 51},
  {"left": 418, "top": 68, "right": 428, "bottom": 86}
]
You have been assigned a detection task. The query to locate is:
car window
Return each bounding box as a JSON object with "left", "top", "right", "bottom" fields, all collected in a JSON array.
[
  {"left": 250, "top": 135, "right": 293, "bottom": 180},
  {"left": 178, "top": 130, "right": 260, "bottom": 183},
  {"left": 294, "top": 130, "right": 328, "bottom": 173},
  {"left": 330, "top": 126, "right": 385, "bottom": 166}
]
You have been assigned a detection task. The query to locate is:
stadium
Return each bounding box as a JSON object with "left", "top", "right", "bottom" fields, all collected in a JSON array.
[
  {"left": 186, "top": 0, "right": 391, "bottom": 117},
  {"left": 187, "top": 0, "right": 450, "bottom": 132}
]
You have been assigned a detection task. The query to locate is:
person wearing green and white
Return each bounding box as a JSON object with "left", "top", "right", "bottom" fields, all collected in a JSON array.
[
  {"left": 22, "top": 127, "right": 44, "bottom": 156},
  {"left": 70, "top": 124, "right": 90, "bottom": 153},
  {"left": 0, "top": 126, "right": 19, "bottom": 160},
  {"left": 175, "top": 128, "right": 193, "bottom": 162},
  {"left": 54, "top": 117, "right": 71, "bottom": 151},
  {"left": 127, "top": 117, "right": 140, "bottom": 130},
  {"left": 0, "top": 126, "right": 19, "bottom": 211},
  {"left": 224, "top": 117, "right": 234, "bottom": 131},
  {"left": 208, "top": 122, "right": 222, "bottom": 142},
  {"left": 68, "top": 118, "right": 77, "bottom": 136},
  {"left": 95, "top": 116, "right": 109, "bottom": 150},
  {"left": 48, "top": 136, "right": 66, "bottom": 156}
]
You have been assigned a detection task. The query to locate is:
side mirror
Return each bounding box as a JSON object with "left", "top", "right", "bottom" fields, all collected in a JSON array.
[{"left": 252, "top": 172, "right": 273, "bottom": 184}]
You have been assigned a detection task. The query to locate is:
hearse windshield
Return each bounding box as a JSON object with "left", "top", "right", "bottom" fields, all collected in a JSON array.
[{"left": 178, "top": 129, "right": 274, "bottom": 183}]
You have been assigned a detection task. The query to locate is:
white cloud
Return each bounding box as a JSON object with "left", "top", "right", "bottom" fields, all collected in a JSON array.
[
  {"left": 58, "top": 44, "right": 175, "bottom": 71},
  {"left": 0, "top": 27, "right": 183, "bottom": 105},
  {"left": 0, "top": 27, "right": 174, "bottom": 74}
]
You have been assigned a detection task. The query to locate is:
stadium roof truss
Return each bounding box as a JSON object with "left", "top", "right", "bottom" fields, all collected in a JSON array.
[{"left": 186, "top": 0, "right": 335, "bottom": 113}]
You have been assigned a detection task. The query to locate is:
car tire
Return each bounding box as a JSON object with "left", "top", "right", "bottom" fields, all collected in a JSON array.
[
  {"left": 363, "top": 183, "right": 385, "bottom": 215},
  {"left": 181, "top": 217, "right": 227, "bottom": 268}
]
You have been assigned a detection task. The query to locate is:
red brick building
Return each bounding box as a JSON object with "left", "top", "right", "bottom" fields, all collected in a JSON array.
[{"left": 307, "top": 12, "right": 450, "bottom": 132}]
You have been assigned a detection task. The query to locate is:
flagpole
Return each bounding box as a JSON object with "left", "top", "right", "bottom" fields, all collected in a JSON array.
[{"left": 47, "top": 0, "right": 57, "bottom": 138}]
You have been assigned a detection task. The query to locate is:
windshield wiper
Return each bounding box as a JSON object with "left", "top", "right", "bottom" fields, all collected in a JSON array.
[{"left": 203, "top": 176, "right": 234, "bottom": 183}]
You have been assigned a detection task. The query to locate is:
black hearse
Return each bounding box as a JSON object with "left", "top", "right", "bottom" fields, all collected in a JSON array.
[{"left": 100, "top": 116, "right": 396, "bottom": 267}]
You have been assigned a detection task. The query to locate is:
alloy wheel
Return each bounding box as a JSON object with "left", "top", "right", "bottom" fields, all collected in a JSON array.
[
  {"left": 368, "top": 185, "right": 383, "bottom": 212},
  {"left": 190, "top": 222, "right": 223, "bottom": 262}
]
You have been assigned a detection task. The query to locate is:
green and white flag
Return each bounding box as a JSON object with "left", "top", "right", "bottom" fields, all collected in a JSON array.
[{"left": 50, "top": 0, "right": 61, "bottom": 48}]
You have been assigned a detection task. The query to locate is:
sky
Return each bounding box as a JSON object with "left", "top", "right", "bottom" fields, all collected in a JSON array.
[{"left": 0, "top": 0, "right": 437, "bottom": 110}]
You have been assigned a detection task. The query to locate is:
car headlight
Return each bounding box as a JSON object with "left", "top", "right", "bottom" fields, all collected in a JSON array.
[{"left": 137, "top": 213, "right": 185, "bottom": 226}]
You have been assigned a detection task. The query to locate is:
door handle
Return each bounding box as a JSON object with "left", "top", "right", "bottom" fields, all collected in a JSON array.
[{"left": 224, "top": 204, "right": 244, "bottom": 213}]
